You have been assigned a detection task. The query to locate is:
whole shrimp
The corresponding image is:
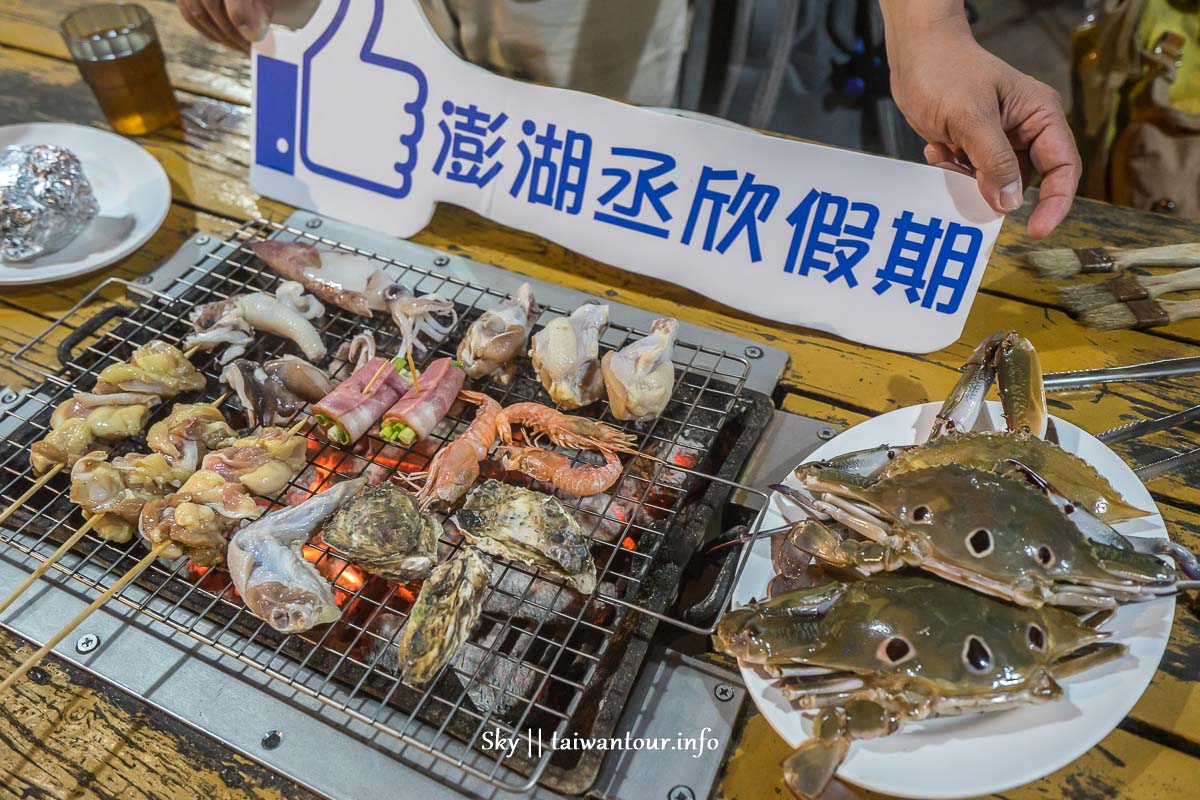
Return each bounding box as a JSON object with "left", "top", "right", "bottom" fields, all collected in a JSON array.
[
  {"left": 414, "top": 390, "right": 501, "bottom": 511},
  {"left": 495, "top": 402, "right": 638, "bottom": 453},
  {"left": 497, "top": 446, "right": 624, "bottom": 497}
]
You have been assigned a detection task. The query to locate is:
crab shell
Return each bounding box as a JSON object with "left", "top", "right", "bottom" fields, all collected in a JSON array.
[
  {"left": 715, "top": 575, "right": 1125, "bottom": 799},
  {"left": 801, "top": 463, "right": 1175, "bottom": 608}
]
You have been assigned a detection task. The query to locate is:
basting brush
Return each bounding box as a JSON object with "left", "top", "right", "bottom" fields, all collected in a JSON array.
[
  {"left": 1027, "top": 243, "right": 1200, "bottom": 279},
  {"left": 1060, "top": 265, "right": 1200, "bottom": 315},
  {"left": 1080, "top": 297, "right": 1200, "bottom": 331}
]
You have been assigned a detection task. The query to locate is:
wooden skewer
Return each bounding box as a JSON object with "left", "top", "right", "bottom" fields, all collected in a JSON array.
[
  {"left": 286, "top": 417, "right": 310, "bottom": 437},
  {"left": 361, "top": 359, "right": 391, "bottom": 395},
  {"left": 0, "top": 464, "right": 63, "bottom": 527},
  {"left": 0, "top": 516, "right": 100, "bottom": 615},
  {"left": 0, "top": 392, "right": 230, "bottom": 613},
  {"left": 406, "top": 349, "right": 421, "bottom": 393},
  {"left": 0, "top": 540, "right": 171, "bottom": 694}
]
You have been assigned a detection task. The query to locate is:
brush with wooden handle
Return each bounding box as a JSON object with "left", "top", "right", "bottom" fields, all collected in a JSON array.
[
  {"left": 1080, "top": 297, "right": 1200, "bottom": 331},
  {"left": 1027, "top": 243, "right": 1200, "bottom": 278},
  {"left": 1060, "top": 265, "right": 1200, "bottom": 315}
]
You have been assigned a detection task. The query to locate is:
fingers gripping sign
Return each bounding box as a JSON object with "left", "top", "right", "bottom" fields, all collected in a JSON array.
[{"left": 299, "top": 0, "right": 427, "bottom": 198}]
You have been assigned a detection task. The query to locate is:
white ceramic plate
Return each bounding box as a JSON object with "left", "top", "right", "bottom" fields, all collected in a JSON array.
[
  {"left": 733, "top": 401, "right": 1173, "bottom": 799},
  {"left": 0, "top": 122, "right": 170, "bottom": 286}
]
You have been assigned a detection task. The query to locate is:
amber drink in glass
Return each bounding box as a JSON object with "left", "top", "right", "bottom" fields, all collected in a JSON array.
[{"left": 61, "top": 4, "right": 180, "bottom": 135}]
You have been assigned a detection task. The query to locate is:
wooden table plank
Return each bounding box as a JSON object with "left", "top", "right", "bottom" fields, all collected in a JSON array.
[
  {"left": 0, "top": 631, "right": 316, "bottom": 800},
  {"left": 0, "top": 0, "right": 252, "bottom": 105}
]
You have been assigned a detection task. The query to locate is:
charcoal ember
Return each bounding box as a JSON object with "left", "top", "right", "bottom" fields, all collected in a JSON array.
[
  {"left": 0, "top": 144, "right": 98, "bottom": 261},
  {"left": 365, "top": 611, "right": 404, "bottom": 671},
  {"left": 484, "top": 562, "right": 615, "bottom": 626},
  {"left": 566, "top": 492, "right": 635, "bottom": 543},
  {"left": 450, "top": 622, "right": 541, "bottom": 720}
]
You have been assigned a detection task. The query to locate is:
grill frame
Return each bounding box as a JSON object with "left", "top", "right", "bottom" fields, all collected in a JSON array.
[{"left": 2, "top": 218, "right": 773, "bottom": 793}]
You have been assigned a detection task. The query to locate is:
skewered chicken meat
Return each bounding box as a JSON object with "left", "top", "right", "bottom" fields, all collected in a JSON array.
[
  {"left": 601, "top": 318, "right": 678, "bottom": 421},
  {"left": 185, "top": 285, "right": 327, "bottom": 364},
  {"left": 202, "top": 426, "right": 307, "bottom": 497},
  {"left": 380, "top": 357, "right": 465, "bottom": 444},
  {"left": 146, "top": 403, "right": 237, "bottom": 471},
  {"left": 31, "top": 396, "right": 157, "bottom": 475},
  {"left": 457, "top": 283, "right": 538, "bottom": 386},
  {"left": 530, "top": 304, "right": 608, "bottom": 409},
  {"left": 70, "top": 451, "right": 161, "bottom": 543},
  {"left": 454, "top": 480, "right": 597, "bottom": 593},
  {"left": 323, "top": 483, "right": 439, "bottom": 581},
  {"left": 139, "top": 470, "right": 262, "bottom": 565},
  {"left": 252, "top": 240, "right": 394, "bottom": 318},
  {"left": 312, "top": 357, "right": 412, "bottom": 445},
  {"left": 93, "top": 341, "right": 205, "bottom": 397},
  {"left": 395, "top": 546, "right": 491, "bottom": 687},
  {"left": 227, "top": 477, "right": 366, "bottom": 633}
]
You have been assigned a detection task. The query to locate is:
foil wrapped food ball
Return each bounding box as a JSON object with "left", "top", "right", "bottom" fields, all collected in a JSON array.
[{"left": 0, "top": 144, "right": 99, "bottom": 261}]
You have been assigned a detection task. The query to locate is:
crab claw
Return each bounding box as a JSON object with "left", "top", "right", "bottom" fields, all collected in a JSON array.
[{"left": 782, "top": 732, "right": 849, "bottom": 800}]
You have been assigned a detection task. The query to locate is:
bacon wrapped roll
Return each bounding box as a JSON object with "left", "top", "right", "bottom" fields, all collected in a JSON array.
[
  {"left": 312, "top": 357, "right": 412, "bottom": 445},
  {"left": 380, "top": 358, "right": 465, "bottom": 444}
]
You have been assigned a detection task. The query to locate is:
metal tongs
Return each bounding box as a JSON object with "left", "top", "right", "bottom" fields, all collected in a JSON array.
[{"left": 1045, "top": 355, "right": 1200, "bottom": 479}]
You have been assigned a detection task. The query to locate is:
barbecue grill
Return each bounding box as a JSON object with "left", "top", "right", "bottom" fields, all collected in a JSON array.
[{"left": 0, "top": 211, "right": 796, "bottom": 799}]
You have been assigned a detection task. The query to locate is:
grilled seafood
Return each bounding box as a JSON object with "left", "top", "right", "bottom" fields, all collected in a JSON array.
[
  {"left": 384, "top": 284, "right": 458, "bottom": 359},
  {"left": 328, "top": 330, "right": 377, "bottom": 378},
  {"left": 185, "top": 286, "right": 327, "bottom": 364},
  {"left": 715, "top": 574, "right": 1124, "bottom": 800},
  {"left": 251, "top": 240, "right": 393, "bottom": 318},
  {"left": 227, "top": 477, "right": 365, "bottom": 633},
  {"left": 495, "top": 401, "right": 637, "bottom": 454},
  {"left": 222, "top": 359, "right": 306, "bottom": 427},
  {"left": 414, "top": 390, "right": 501, "bottom": 511},
  {"left": 784, "top": 463, "right": 1176, "bottom": 608},
  {"left": 139, "top": 469, "right": 262, "bottom": 565},
  {"left": 202, "top": 426, "right": 307, "bottom": 496},
  {"left": 497, "top": 446, "right": 623, "bottom": 497},
  {"left": 457, "top": 283, "right": 538, "bottom": 385},
  {"left": 454, "top": 480, "right": 597, "bottom": 593},
  {"left": 264, "top": 355, "right": 334, "bottom": 401},
  {"left": 323, "top": 483, "right": 439, "bottom": 581},
  {"left": 395, "top": 546, "right": 491, "bottom": 687},
  {"left": 601, "top": 318, "right": 677, "bottom": 421},
  {"left": 530, "top": 303, "right": 608, "bottom": 409}
]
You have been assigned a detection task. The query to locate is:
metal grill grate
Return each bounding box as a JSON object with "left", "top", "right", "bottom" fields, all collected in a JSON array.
[{"left": 1, "top": 219, "right": 761, "bottom": 792}]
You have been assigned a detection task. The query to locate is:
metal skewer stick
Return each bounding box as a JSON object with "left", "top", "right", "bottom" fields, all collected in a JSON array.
[
  {"left": 0, "top": 393, "right": 229, "bottom": 615},
  {"left": 0, "top": 540, "right": 172, "bottom": 694}
]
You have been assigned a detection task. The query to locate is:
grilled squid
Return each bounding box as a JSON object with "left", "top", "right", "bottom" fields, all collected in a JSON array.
[
  {"left": 384, "top": 284, "right": 458, "bottom": 359},
  {"left": 185, "top": 284, "right": 327, "bottom": 365},
  {"left": 252, "top": 240, "right": 393, "bottom": 318}
]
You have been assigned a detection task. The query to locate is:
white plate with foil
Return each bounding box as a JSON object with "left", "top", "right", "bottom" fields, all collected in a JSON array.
[
  {"left": 732, "top": 401, "right": 1173, "bottom": 799},
  {"left": 0, "top": 122, "right": 170, "bottom": 286}
]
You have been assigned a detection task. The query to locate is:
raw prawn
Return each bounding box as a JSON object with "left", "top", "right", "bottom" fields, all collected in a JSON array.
[
  {"left": 497, "top": 446, "right": 624, "bottom": 497},
  {"left": 414, "top": 390, "right": 501, "bottom": 511},
  {"left": 495, "top": 401, "right": 638, "bottom": 454}
]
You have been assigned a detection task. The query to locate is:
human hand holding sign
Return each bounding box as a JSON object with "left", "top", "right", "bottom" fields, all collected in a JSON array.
[{"left": 299, "top": 0, "right": 427, "bottom": 198}]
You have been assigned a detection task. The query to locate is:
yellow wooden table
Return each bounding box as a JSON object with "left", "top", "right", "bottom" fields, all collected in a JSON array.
[{"left": 0, "top": 3, "right": 1197, "bottom": 798}]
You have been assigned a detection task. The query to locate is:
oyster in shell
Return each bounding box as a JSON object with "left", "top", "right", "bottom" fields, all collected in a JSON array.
[
  {"left": 396, "top": 546, "right": 491, "bottom": 687},
  {"left": 453, "top": 480, "right": 597, "bottom": 593},
  {"left": 323, "top": 483, "right": 439, "bottom": 581}
]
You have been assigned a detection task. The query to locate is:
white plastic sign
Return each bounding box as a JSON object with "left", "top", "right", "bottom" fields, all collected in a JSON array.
[{"left": 251, "top": 0, "right": 1005, "bottom": 353}]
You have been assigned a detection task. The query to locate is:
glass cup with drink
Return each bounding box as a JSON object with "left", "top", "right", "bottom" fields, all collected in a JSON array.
[{"left": 60, "top": 3, "right": 180, "bottom": 136}]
